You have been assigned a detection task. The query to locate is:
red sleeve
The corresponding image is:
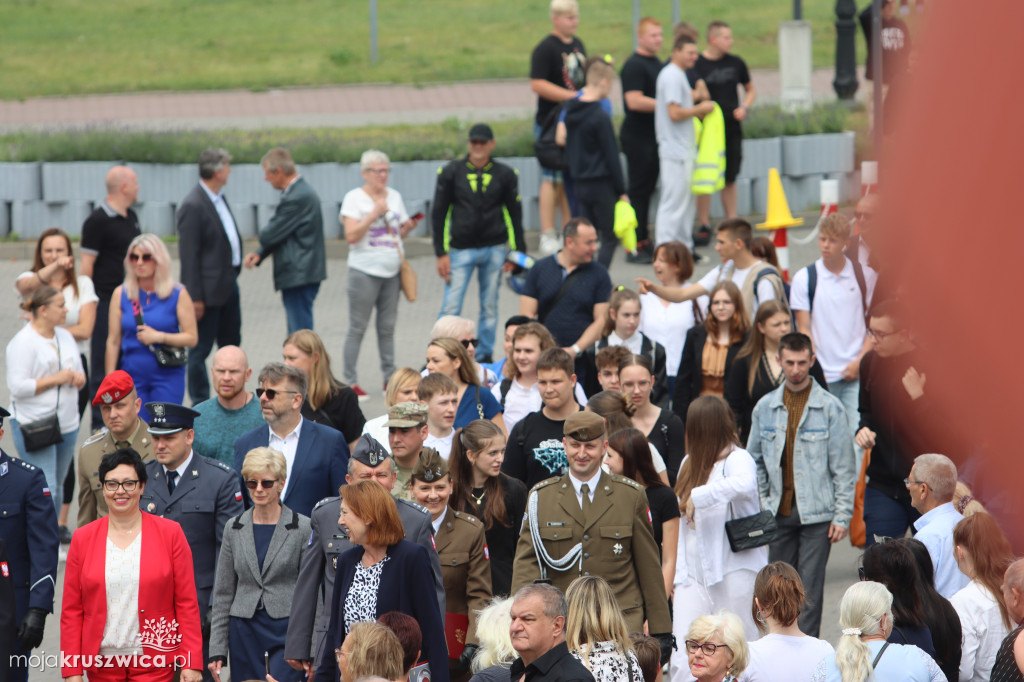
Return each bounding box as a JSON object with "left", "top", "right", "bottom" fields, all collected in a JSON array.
[
  {"left": 60, "top": 532, "right": 87, "bottom": 677},
  {"left": 170, "top": 525, "right": 203, "bottom": 670}
]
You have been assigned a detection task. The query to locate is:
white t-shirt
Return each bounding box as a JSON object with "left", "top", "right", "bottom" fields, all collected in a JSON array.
[
  {"left": 740, "top": 633, "right": 834, "bottom": 682},
  {"left": 698, "top": 260, "right": 779, "bottom": 321},
  {"left": 16, "top": 273, "right": 99, "bottom": 355},
  {"left": 654, "top": 62, "right": 695, "bottom": 160},
  {"left": 606, "top": 330, "right": 643, "bottom": 354},
  {"left": 5, "top": 325, "right": 84, "bottom": 432},
  {"left": 492, "top": 377, "right": 589, "bottom": 436},
  {"left": 950, "top": 580, "right": 1009, "bottom": 682},
  {"left": 340, "top": 187, "right": 408, "bottom": 278},
  {"left": 639, "top": 290, "right": 706, "bottom": 377},
  {"left": 790, "top": 258, "right": 867, "bottom": 383},
  {"left": 424, "top": 430, "right": 455, "bottom": 461}
]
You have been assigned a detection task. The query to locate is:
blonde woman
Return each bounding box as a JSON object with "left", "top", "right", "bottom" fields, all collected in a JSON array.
[
  {"left": 425, "top": 337, "right": 505, "bottom": 432},
  {"left": 683, "top": 612, "right": 749, "bottom": 682},
  {"left": 362, "top": 367, "right": 422, "bottom": 453},
  {"left": 469, "top": 597, "right": 516, "bottom": 681},
  {"left": 565, "top": 576, "right": 643, "bottom": 682},
  {"left": 106, "top": 234, "right": 197, "bottom": 421}
]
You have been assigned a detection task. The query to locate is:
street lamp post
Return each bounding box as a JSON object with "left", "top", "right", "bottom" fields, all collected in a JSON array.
[{"left": 833, "top": 0, "right": 859, "bottom": 99}]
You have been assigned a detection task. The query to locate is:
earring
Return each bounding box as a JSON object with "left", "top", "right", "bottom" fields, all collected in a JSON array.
[{"left": 756, "top": 609, "right": 766, "bottom": 625}]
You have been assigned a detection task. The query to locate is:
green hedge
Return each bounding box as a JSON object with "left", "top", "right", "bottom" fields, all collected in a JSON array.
[{"left": 0, "top": 104, "right": 849, "bottom": 164}]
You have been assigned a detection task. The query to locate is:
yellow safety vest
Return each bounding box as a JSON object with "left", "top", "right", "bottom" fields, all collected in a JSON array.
[{"left": 692, "top": 102, "right": 726, "bottom": 195}]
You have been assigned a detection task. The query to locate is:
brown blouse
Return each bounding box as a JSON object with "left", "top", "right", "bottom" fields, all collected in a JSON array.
[{"left": 699, "top": 339, "right": 730, "bottom": 397}]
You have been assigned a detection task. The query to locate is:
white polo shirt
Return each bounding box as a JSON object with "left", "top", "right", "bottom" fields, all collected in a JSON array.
[{"left": 790, "top": 258, "right": 867, "bottom": 383}]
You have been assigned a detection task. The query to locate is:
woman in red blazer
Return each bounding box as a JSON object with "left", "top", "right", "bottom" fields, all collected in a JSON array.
[{"left": 61, "top": 448, "right": 203, "bottom": 682}]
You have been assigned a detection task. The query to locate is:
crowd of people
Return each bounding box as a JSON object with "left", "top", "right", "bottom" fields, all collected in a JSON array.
[{"left": 0, "top": 2, "right": 993, "bottom": 682}]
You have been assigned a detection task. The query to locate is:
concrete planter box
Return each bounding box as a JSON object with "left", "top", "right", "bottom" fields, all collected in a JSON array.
[
  {"left": 738, "top": 137, "right": 783, "bottom": 180},
  {"left": 781, "top": 131, "right": 855, "bottom": 176}
]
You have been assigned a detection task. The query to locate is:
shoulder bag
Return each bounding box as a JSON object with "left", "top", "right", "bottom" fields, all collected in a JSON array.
[
  {"left": 722, "top": 454, "right": 778, "bottom": 552},
  {"left": 132, "top": 297, "right": 187, "bottom": 367},
  {"left": 20, "top": 334, "right": 65, "bottom": 451},
  {"left": 385, "top": 220, "right": 417, "bottom": 302}
]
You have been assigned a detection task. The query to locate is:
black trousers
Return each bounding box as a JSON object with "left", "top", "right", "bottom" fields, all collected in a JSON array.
[
  {"left": 574, "top": 178, "right": 618, "bottom": 268},
  {"left": 88, "top": 296, "right": 111, "bottom": 431},
  {"left": 621, "top": 129, "right": 659, "bottom": 243}
]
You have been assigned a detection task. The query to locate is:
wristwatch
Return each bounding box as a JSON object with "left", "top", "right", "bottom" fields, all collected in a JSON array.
[{"left": 571, "top": 344, "right": 582, "bottom": 357}]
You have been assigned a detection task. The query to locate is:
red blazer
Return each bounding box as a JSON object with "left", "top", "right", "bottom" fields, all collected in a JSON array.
[{"left": 60, "top": 513, "right": 203, "bottom": 676}]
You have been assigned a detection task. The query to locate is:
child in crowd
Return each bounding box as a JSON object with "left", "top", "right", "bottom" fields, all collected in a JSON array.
[{"left": 418, "top": 372, "right": 459, "bottom": 459}]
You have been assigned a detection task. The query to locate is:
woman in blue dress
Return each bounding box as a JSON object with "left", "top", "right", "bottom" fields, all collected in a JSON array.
[{"left": 105, "top": 234, "right": 197, "bottom": 421}]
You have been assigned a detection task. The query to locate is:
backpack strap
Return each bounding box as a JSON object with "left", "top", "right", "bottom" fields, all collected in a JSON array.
[
  {"left": 537, "top": 268, "right": 583, "bottom": 323},
  {"left": 499, "top": 378, "right": 513, "bottom": 407},
  {"left": 871, "top": 641, "right": 891, "bottom": 668},
  {"left": 806, "top": 263, "right": 818, "bottom": 315}
]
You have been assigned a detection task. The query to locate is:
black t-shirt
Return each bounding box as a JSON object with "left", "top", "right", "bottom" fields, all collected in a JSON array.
[
  {"left": 693, "top": 53, "right": 751, "bottom": 127},
  {"left": 80, "top": 205, "right": 141, "bottom": 299},
  {"left": 501, "top": 406, "right": 582, "bottom": 490},
  {"left": 859, "top": 7, "right": 912, "bottom": 83},
  {"left": 530, "top": 34, "right": 587, "bottom": 125},
  {"left": 619, "top": 52, "right": 663, "bottom": 138},
  {"left": 645, "top": 484, "right": 681, "bottom": 551},
  {"left": 522, "top": 255, "right": 612, "bottom": 348}
]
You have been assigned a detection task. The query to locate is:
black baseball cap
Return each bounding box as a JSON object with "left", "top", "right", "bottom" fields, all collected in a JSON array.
[{"left": 468, "top": 123, "right": 494, "bottom": 142}]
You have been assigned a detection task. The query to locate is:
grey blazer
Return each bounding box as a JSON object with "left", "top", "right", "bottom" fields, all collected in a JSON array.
[{"left": 208, "top": 505, "right": 312, "bottom": 659}]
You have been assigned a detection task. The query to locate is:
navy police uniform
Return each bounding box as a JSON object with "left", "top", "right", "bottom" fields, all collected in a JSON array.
[{"left": 0, "top": 442, "right": 60, "bottom": 682}]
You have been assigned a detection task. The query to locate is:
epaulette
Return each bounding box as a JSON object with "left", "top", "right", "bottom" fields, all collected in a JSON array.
[
  {"left": 313, "top": 496, "right": 339, "bottom": 512},
  {"left": 397, "top": 497, "right": 429, "bottom": 514},
  {"left": 15, "top": 459, "right": 38, "bottom": 471},
  {"left": 209, "top": 459, "right": 233, "bottom": 472},
  {"left": 609, "top": 473, "right": 644, "bottom": 490},
  {"left": 530, "top": 476, "right": 561, "bottom": 493},
  {"left": 83, "top": 431, "right": 107, "bottom": 446},
  {"left": 453, "top": 510, "right": 481, "bottom": 525}
]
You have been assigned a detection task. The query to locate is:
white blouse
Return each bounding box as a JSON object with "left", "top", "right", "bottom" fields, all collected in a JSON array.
[
  {"left": 100, "top": 533, "right": 143, "bottom": 652},
  {"left": 5, "top": 325, "right": 84, "bottom": 432}
]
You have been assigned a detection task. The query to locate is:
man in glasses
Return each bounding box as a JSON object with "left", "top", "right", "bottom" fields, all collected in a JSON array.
[
  {"left": 233, "top": 362, "right": 348, "bottom": 516},
  {"left": 139, "top": 401, "right": 243, "bottom": 682},
  {"left": 431, "top": 122, "right": 525, "bottom": 365},
  {"left": 78, "top": 370, "right": 154, "bottom": 526},
  {"left": 906, "top": 454, "right": 968, "bottom": 598},
  {"left": 855, "top": 299, "right": 933, "bottom": 546},
  {"left": 0, "top": 404, "right": 60, "bottom": 682}
]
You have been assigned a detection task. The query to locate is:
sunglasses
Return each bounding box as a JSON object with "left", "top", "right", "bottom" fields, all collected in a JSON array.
[
  {"left": 255, "top": 388, "right": 299, "bottom": 400},
  {"left": 129, "top": 253, "right": 154, "bottom": 263},
  {"left": 245, "top": 479, "right": 278, "bottom": 490},
  {"left": 460, "top": 338, "right": 479, "bottom": 348}
]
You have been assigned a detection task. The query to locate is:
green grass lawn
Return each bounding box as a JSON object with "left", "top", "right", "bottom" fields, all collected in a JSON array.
[{"left": 1, "top": 0, "right": 861, "bottom": 99}]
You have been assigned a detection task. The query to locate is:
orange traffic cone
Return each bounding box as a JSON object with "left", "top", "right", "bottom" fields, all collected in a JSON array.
[{"left": 757, "top": 168, "right": 804, "bottom": 230}]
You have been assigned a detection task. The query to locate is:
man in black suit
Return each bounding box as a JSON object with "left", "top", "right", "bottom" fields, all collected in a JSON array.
[
  {"left": 243, "top": 147, "right": 327, "bottom": 334},
  {"left": 177, "top": 147, "right": 243, "bottom": 404}
]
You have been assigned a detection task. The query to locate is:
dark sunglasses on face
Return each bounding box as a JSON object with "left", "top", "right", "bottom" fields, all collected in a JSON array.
[
  {"left": 245, "top": 479, "right": 278, "bottom": 490},
  {"left": 129, "top": 253, "right": 154, "bottom": 263},
  {"left": 255, "top": 388, "right": 299, "bottom": 400},
  {"left": 460, "top": 338, "right": 479, "bottom": 348}
]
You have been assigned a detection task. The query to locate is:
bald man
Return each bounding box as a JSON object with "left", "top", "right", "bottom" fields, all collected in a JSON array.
[
  {"left": 80, "top": 165, "right": 142, "bottom": 429},
  {"left": 192, "top": 346, "right": 266, "bottom": 465}
]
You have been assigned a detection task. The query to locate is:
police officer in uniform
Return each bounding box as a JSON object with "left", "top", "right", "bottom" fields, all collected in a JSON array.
[
  {"left": 1, "top": 537, "right": 18, "bottom": 682},
  {"left": 511, "top": 411, "right": 675, "bottom": 663},
  {"left": 0, "top": 406, "right": 60, "bottom": 682},
  {"left": 138, "top": 402, "right": 244, "bottom": 682},
  {"left": 411, "top": 448, "right": 492, "bottom": 682},
  {"left": 78, "top": 370, "right": 154, "bottom": 526},
  {"left": 283, "top": 434, "right": 444, "bottom": 675}
]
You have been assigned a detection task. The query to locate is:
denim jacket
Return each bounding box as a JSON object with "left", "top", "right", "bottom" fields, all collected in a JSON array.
[{"left": 747, "top": 381, "right": 856, "bottom": 527}]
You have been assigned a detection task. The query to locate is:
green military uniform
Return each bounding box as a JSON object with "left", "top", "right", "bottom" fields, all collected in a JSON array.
[
  {"left": 386, "top": 401, "right": 430, "bottom": 504},
  {"left": 510, "top": 412, "right": 672, "bottom": 635},
  {"left": 76, "top": 419, "right": 154, "bottom": 527}
]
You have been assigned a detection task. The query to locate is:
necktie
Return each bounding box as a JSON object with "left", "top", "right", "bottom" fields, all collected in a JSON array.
[
  {"left": 167, "top": 470, "right": 178, "bottom": 494},
  {"left": 580, "top": 483, "right": 591, "bottom": 516}
]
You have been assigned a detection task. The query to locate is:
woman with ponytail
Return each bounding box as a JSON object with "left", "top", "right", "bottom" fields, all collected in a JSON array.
[
  {"left": 811, "top": 581, "right": 943, "bottom": 682},
  {"left": 740, "top": 562, "right": 833, "bottom": 682},
  {"left": 448, "top": 419, "right": 526, "bottom": 597}
]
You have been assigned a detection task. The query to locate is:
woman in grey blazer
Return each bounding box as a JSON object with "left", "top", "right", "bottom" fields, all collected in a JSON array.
[{"left": 208, "top": 447, "right": 312, "bottom": 682}]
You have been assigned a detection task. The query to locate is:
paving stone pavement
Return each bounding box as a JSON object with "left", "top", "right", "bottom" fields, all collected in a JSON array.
[{"left": 0, "top": 225, "right": 860, "bottom": 680}]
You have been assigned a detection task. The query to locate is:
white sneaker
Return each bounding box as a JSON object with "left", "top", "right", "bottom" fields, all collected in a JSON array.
[{"left": 539, "top": 231, "right": 561, "bottom": 256}]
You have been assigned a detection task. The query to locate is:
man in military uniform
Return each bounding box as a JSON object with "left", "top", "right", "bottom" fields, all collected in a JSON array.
[
  {"left": 283, "top": 434, "right": 444, "bottom": 675},
  {"left": 78, "top": 370, "right": 154, "bottom": 526},
  {"left": 386, "top": 401, "right": 435, "bottom": 502},
  {"left": 0, "top": 406, "right": 60, "bottom": 682},
  {"left": 511, "top": 411, "right": 674, "bottom": 661},
  {"left": 412, "top": 448, "right": 492, "bottom": 680},
  {"left": 138, "top": 402, "right": 244, "bottom": 682}
]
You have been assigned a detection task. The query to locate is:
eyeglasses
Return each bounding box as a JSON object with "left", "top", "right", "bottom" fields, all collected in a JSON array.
[
  {"left": 366, "top": 168, "right": 390, "bottom": 175},
  {"left": 103, "top": 480, "right": 140, "bottom": 492},
  {"left": 255, "top": 388, "right": 299, "bottom": 400},
  {"left": 128, "top": 253, "right": 154, "bottom": 263},
  {"left": 685, "top": 640, "right": 730, "bottom": 656},
  {"left": 245, "top": 479, "right": 278, "bottom": 490},
  {"left": 867, "top": 328, "right": 900, "bottom": 341},
  {"left": 903, "top": 477, "right": 928, "bottom": 489},
  {"left": 460, "top": 338, "right": 479, "bottom": 349},
  {"left": 334, "top": 648, "right": 348, "bottom": 662}
]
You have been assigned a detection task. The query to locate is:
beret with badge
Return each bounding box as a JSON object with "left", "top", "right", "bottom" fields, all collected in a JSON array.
[
  {"left": 92, "top": 370, "right": 135, "bottom": 407},
  {"left": 411, "top": 448, "right": 448, "bottom": 483}
]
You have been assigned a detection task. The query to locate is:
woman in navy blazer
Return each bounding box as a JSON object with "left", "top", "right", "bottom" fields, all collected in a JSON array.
[{"left": 316, "top": 480, "right": 448, "bottom": 682}]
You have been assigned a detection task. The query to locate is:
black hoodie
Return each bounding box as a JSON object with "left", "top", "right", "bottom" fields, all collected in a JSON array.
[{"left": 563, "top": 98, "right": 626, "bottom": 195}]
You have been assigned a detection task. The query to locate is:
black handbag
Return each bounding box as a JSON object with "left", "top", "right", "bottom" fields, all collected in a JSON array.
[
  {"left": 722, "top": 455, "right": 778, "bottom": 552},
  {"left": 131, "top": 297, "right": 188, "bottom": 367},
  {"left": 19, "top": 333, "right": 64, "bottom": 452}
]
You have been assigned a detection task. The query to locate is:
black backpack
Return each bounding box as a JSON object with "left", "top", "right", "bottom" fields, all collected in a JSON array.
[{"left": 533, "top": 102, "right": 567, "bottom": 171}]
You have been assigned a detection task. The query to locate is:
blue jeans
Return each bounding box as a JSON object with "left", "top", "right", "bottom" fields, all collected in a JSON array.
[
  {"left": 863, "top": 485, "right": 919, "bottom": 546},
  {"left": 828, "top": 377, "right": 863, "bottom": 469},
  {"left": 10, "top": 418, "right": 78, "bottom": 515},
  {"left": 440, "top": 245, "right": 505, "bottom": 359},
  {"left": 281, "top": 282, "right": 320, "bottom": 335},
  {"left": 187, "top": 279, "right": 242, "bottom": 404}
]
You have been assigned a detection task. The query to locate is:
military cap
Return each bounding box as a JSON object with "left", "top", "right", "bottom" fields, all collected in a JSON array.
[
  {"left": 412, "top": 448, "right": 448, "bottom": 483},
  {"left": 385, "top": 401, "right": 428, "bottom": 428},
  {"left": 563, "top": 411, "right": 606, "bottom": 442},
  {"left": 145, "top": 402, "right": 201, "bottom": 435},
  {"left": 0, "top": 404, "right": 9, "bottom": 427},
  {"left": 93, "top": 370, "right": 135, "bottom": 406},
  {"left": 351, "top": 434, "right": 391, "bottom": 468}
]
